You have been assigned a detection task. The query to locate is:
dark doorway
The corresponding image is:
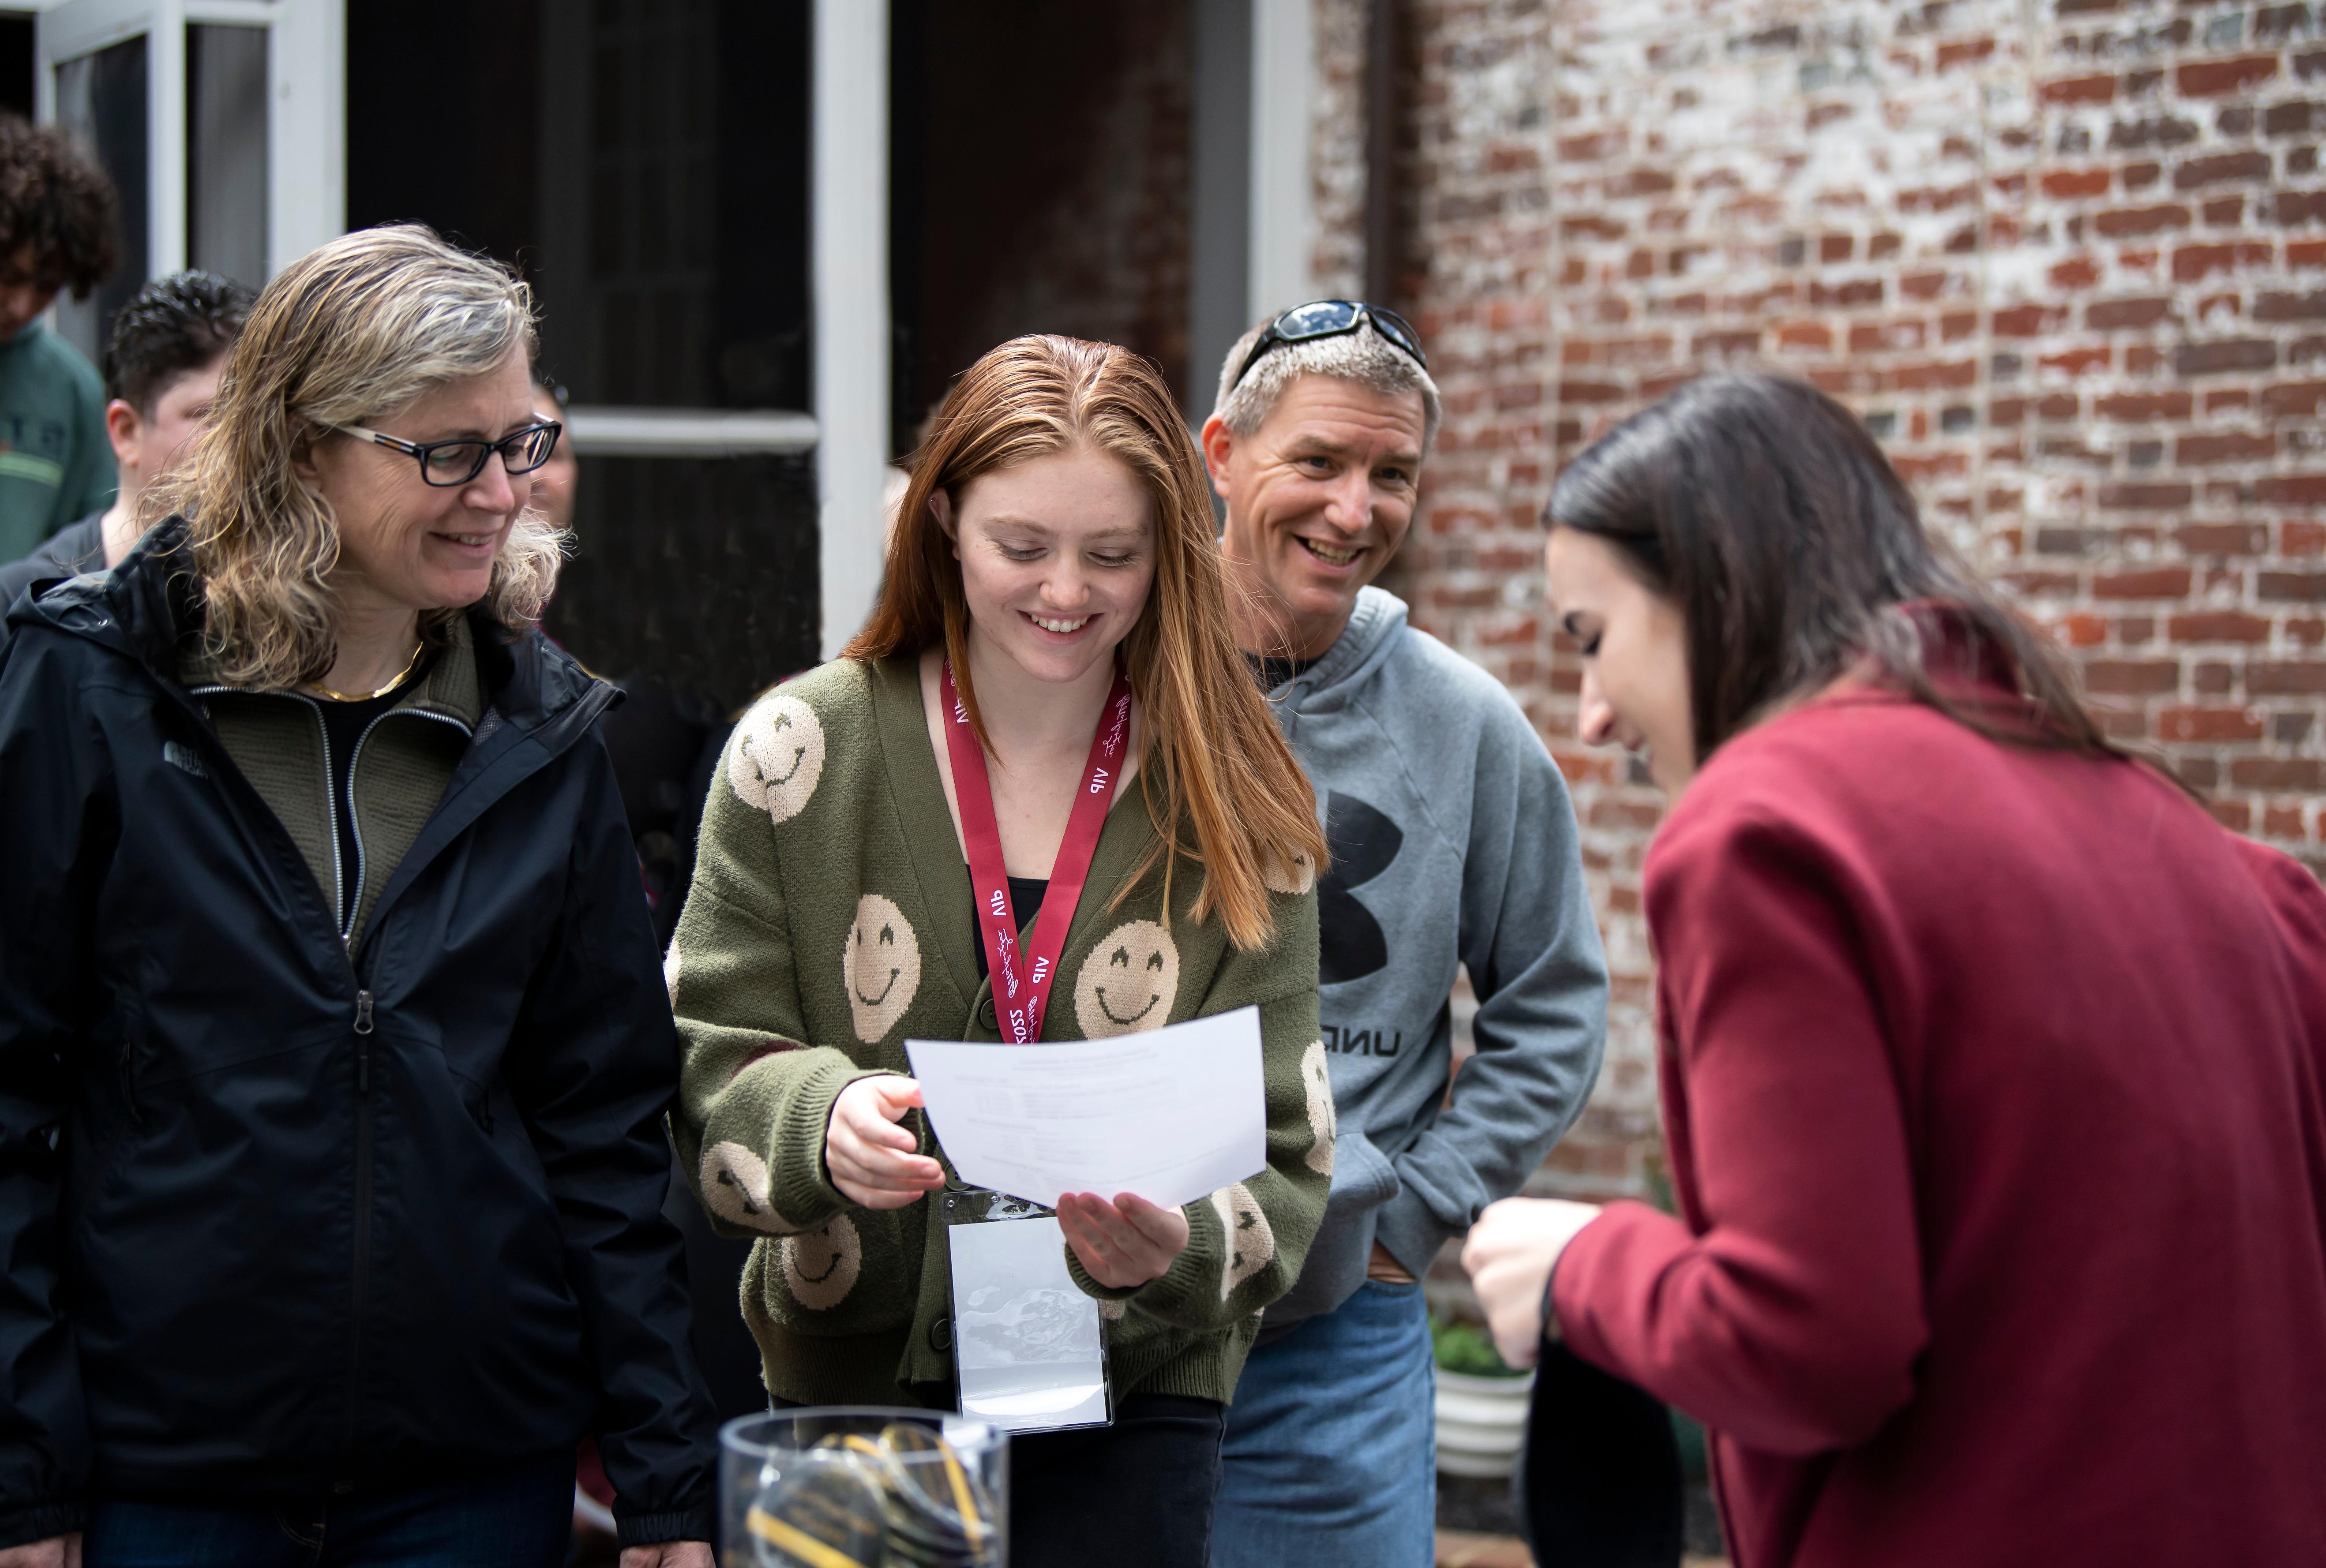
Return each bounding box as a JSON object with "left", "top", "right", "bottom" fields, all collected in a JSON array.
[
  {"left": 0, "top": 15, "right": 33, "bottom": 122},
  {"left": 889, "top": 0, "right": 1194, "bottom": 449},
  {"left": 344, "top": 0, "right": 818, "bottom": 713}
]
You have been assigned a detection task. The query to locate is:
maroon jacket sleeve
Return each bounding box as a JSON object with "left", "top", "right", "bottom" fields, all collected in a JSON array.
[
  {"left": 2228, "top": 837, "right": 2326, "bottom": 1164},
  {"left": 1551, "top": 805, "right": 1928, "bottom": 1456}
]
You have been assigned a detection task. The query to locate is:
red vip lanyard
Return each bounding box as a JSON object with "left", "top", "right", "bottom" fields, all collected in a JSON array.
[{"left": 941, "top": 658, "right": 1134, "bottom": 1043}]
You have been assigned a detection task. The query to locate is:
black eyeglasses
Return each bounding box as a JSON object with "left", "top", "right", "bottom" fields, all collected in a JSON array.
[
  {"left": 322, "top": 419, "right": 563, "bottom": 487},
  {"left": 1229, "top": 300, "right": 1428, "bottom": 393}
]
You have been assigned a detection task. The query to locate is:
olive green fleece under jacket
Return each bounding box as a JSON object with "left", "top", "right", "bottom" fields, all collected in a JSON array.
[
  {"left": 184, "top": 620, "right": 484, "bottom": 949},
  {"left": 669, "top": 654, "right": 1332, "bottom": 1410}
]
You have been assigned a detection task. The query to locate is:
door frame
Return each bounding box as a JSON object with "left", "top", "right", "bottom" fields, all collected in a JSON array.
[
  {"left": 33, "top": 0, "right": 341, "bottom": 285},
  {"left": 35, "top": 0, "right": 184, "bottom": 283}
]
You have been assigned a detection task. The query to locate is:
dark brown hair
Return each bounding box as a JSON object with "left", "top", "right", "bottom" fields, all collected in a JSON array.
[
  {"left": 848, "top": 333, "right": 1327, "bottom": 950},
  {"left": 105, "top": 269, "right": 253, "bottom": 412},
  {"left": 1546, "top": 371, "right": 2130, "bottom": 768},
  {"left": 0, "top": 116, "right": 116, "bottom": 298}
]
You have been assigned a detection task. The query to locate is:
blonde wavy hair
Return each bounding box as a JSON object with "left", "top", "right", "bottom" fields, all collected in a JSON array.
[
  {"left": 147, "top": 223, "right": 559, "bottom": 689},
  {"left": 848, "top": 334, "right": 1329, "bottom": 951}
]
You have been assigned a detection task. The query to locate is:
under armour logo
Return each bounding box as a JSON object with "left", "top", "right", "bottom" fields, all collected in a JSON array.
[{"left": 1318, "top": 793, "right": 1401, "bottom": 985}]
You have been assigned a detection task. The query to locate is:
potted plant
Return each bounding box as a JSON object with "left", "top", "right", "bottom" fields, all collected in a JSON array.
[{"left": 1432, "top": 1317, "right": 1534, "bottom": 1478}]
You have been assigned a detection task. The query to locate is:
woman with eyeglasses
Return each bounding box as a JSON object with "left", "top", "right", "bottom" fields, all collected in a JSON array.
[{"left": 0, "top": 225, "right": 715, "bottom": 1568}]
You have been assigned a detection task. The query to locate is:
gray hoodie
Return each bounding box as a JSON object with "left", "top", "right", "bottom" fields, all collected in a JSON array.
[{"left": 1260, "top": 586, "right": 1608, "bottom": 1327}]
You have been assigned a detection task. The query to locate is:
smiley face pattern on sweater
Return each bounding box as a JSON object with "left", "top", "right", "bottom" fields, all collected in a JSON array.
[
  {"left": 845, "top": 894, "right": 922, "bottom": 1043},
  {"left": 1299, "top": 1041, "right": 1336, "bottom": 1175},
  {"left": 1262, "top": 848, "right": 1318, "bottom": 896},
  {"left": 729, "top": 692, "right": 826, "bottom": 823},
  {"left": 1210, "top": 1183, "right": 1275, "bottom": 1302},
  {"left": 700, "top": 1140, "right": 804, "bottom": 1235},
  {"left": 782, "top": 1214, "right": 863, "bottom": 1310},
  {"left": 1073, "top": 919, "right": 1181, "bottom": 1038}
]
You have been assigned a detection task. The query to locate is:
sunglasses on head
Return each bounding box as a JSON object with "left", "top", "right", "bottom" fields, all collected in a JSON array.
[{"left": 1229, "top": 300, "right": 1428, "bottom": 394}]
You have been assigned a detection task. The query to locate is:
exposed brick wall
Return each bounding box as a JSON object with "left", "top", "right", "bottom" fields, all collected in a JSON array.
[
  {"left": 1313, "top": 0, "right": 1372, "bottom": 296},
  {"left": 1355, "top": 0, "right": 2326, "bottom": 1203}
]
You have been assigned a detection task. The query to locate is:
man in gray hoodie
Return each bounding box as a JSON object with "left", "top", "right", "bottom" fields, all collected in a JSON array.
[{"left": 1202, "top": 304, "right": 1608, "bottom": 1568}]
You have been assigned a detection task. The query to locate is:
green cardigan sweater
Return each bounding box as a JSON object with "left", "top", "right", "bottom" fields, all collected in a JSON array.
[{"left": 670, "top": 655, "right": 1331, "bottom": 1408}]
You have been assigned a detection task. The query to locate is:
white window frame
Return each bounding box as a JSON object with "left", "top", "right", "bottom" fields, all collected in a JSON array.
[
  {"left": 35, "top": 0, "right": 186, "bottom": 284},
  {"left": 812, "top": 0, "right": 888, "bottom": 662},
  {"left": 1248, "top": 0, "right": 1315, "bottom": 321},
  {"left": 33, "top": 0, "right": 343, "bottom": 284}
]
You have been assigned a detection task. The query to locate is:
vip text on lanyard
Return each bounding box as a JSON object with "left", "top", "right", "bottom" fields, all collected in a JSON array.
[{"left": 942, "top": 660, "right": 1134, "bottom": 1043}]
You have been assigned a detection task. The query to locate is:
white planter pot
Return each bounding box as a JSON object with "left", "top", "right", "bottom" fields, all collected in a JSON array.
[{"left": 1433, "top": 1366, "right": 1535, "bottom": 1478}]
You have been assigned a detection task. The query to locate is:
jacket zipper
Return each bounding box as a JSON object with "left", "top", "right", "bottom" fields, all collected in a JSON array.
[
  {"left": 341, "top": 981, "right": 374, "bottom": 1478},
  {"left": 193, "top": 681, "right": 376, "bottom": 1478},
  {"left": 117, "top": 1039, "right": 143, "bottom": 1126},
  {"left": 341, "top": 709, "right": 471, "bottom": 943},
  {"left": 294, "top": 693, "right": 345, "bottom": 927},
  {"left": 329, "top": 713, "right": 468, "bottom": 1475}
]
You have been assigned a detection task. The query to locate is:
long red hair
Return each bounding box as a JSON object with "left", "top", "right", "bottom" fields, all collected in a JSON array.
[{"left": 847, "top": 335, "right": 1325, "bottom": 950}]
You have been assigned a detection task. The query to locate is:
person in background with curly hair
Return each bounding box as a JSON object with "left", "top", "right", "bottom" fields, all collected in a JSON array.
[{"left": 0, "top": 115, "right": 118, "bottom": 565}]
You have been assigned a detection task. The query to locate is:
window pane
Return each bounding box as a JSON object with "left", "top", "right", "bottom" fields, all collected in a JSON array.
[
  {"left": 53, "top": 37, "right": 150, "bottom": 365},
  {"left": 543, "top": 453, "right": 818, "bottom": 709},
  {"left": 188, "top": 23, "right": 269, "bottom": 291},
  {"left": 345, "top": 0, "right": 815, "bottom": 706}
]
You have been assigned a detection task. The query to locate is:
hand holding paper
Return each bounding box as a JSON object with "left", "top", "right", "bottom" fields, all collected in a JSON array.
[
  {"left": 904, "top": 1005, "right": 1268, "bottom": 1212},
  {"left": 1055, "top": 1191, "right": 1191, "bottom": 1288},
  {"left": 825, "top": 1074, "right": 945, "bottom": 1209}
]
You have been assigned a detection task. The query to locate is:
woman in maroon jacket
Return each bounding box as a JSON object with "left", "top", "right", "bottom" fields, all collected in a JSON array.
[{"left": 1467, "top": 373, "right": 2326, "bottom": 1568}]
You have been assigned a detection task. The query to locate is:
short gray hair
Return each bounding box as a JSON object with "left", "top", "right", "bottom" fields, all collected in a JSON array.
[{"left": 1209, "top": 313, "right": 1441, "bottom": 453}]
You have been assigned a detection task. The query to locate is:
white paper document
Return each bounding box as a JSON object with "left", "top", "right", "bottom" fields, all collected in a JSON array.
[{"left": 905, "top": 1006, "right": 1267, "bottom": 1210}]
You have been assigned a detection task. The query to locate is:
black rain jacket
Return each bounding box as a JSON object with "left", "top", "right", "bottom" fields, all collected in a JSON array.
[{"left": 0, "top": 522, "right": 716, "bottom": 1548}]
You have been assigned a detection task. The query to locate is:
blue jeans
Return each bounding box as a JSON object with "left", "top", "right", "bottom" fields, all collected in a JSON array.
[
  {"left": 1212, "top": 1278, "right": 1436, "bottom": 1568},
  {"left": 83, "top": 1453, "right": 574, "bottom": 1568}
]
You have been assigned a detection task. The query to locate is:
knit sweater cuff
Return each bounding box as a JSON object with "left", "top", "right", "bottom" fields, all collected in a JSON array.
[
  {"left": 1065, "top": 1199, "right": 1222, "bottom": 1313},
  {"left": 768, "top": 1055, "right": 892, "bottom": 1224},
  {"left": 1063, "top": 1241, "right": 1150, "bottom": 1302}
]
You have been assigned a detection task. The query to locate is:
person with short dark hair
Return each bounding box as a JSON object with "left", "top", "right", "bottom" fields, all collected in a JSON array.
[
  {"left": 0, "top": 269, "right": 251, "bottom": 617},
  {"left": 0, "top": 115, "right": 118, "bottom": 564},
  {"left": 1468, "top": 371, "right": 2326, "bottom": 1568}
]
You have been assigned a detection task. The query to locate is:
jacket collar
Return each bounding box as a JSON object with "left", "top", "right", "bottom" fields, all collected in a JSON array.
[
  {"left": 8, "top": 511, "right": 207, "bottom": 676},
  {"left": 24, "top": 512, "right": 592, "bottom": 735}
]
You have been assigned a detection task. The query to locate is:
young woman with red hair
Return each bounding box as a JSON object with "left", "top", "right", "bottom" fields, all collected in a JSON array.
[{"left": 669, "top": 335, "right": 1332, "bottom": 1568}]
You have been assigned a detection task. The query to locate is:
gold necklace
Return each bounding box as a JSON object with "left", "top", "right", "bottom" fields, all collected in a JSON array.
[{"left": 306, "top": 640, "right": 427, "bottom": 703}]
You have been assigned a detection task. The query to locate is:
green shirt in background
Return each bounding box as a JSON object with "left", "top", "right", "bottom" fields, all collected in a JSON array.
[{"left": 0, "top": 320, "right": 114, "bottom": 565}]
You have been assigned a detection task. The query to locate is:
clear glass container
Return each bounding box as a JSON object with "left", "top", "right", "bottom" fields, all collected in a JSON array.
[{"left": 720, "top": 1407, "right": 1009, "bottom": 1568}]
